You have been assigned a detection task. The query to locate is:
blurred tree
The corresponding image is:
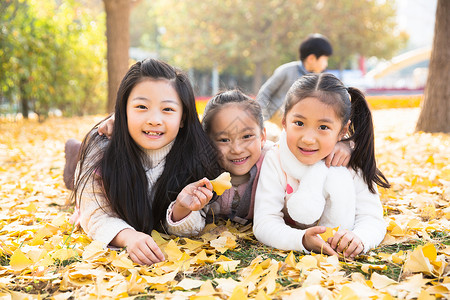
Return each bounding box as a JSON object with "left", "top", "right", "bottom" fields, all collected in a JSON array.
[
  {"left": 103, "top": 0, "right": 142, "bottom": 113},
  {"left": 154, "top": 0, "right": 316, "bottom": 94},
  {"left": 415, "top": 0, "right": 449, "bottom": 133},
  {"left": 152, "top": 0, "right": 406, "bottom": 94},
  {"left": 0, "top": 0, "right": 106, "bottom": 119},
  {"left": 129, "top": 0, "right": 158, "bottom": 51},
  {"left": 314, "top": 0, "right": 408, "bottom": 72}
]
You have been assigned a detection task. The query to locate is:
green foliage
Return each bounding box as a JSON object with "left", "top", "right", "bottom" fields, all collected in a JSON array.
[
  {"left": 0, "top": 0, "right": 106, "bottom": 118},
  {"left": 148, "top": 0, "right": 407, "bottom": 79},
  {"left": 316, "top": 0, "right": 408, "bottom": 70}
]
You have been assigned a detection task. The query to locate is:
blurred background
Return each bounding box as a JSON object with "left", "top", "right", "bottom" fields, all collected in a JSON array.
[{"left": 0, "top": 0, "right": 436, "bottom": 119}]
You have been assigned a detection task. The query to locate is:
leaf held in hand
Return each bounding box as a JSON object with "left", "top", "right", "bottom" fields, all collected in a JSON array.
[
  {"left": 319, "top": 226, "right": 339, "bottom": 241},
  {"left": 210, "top": 172, "right": 232, "bottom": 195}
]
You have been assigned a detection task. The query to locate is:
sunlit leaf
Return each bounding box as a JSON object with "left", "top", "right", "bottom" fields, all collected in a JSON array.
[
  {"left": 210, "top": 172, "right": 232, "bottom": 195},
  {"left": 9, "top": 249, "right": 33, "bottom": 271},
  {"left": 319, "top": 226, "right": 339, "bottom": 241}
]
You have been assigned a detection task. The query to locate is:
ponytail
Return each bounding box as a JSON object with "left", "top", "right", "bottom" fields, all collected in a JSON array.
[{"left": 346, "top": 87, "right": 390, "bottom": 193}]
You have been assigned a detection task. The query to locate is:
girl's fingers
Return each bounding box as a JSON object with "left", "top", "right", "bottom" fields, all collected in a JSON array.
[
  {"left": 197, "top": 186, "right": 213, "bottom": 199},
  {"left": 329, "top": 232, "right": 345, "bottom": 249},
  {"left": 343, "top": 156, "right": 350, "bottom": 167},
  {"left": 150, "top": 243, "right": 166, "bottom": 262},
  {"left": 344, "top": 241, "right": 360, "bottom": 259},
  {"left": 325, "top": 153, "right": 334, "bottom": 167},
  {"left": 320, "top": 241, "right": 338, "bottom": 256},
  {"left": 193, "top": 189, "right": 207, "bottom": 204},
  {"left": 146, "top": 239, "right": 165, "bottom": 262},
  {"left": 203, "top": 178, "right": 213, "bottom": 191},
  {"left": 336, "top": 234, "right": 353, "bottom": 253},
  {"left": 128, "top": 252, "right": 143, "bottom": 265}
]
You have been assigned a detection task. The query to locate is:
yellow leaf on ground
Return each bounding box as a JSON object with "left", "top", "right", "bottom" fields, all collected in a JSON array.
[
  {"left": 361, "top": 263, "right": 387, "bottom": 273},
  {"left": 51, "top": 213, "right": 67, "bottom": 227},
  {"left": 403, "top": 243, "right": 439, "bottom": 276},
  {"left": 215, "top": 260, "right": 240, "bottom": 273},
  {"left": 285, "top": 251, "right": 296, "bottom": 268},
  {"left": 210, "top": 172, "right": 232, "bottom": 195},
  {"left": 257, "top": 263, "right": 278, "bottom": 295},
  {"left": 180, "top": 238, "right": 204, "bottom": 251},
  {"left": 163, "top": 240, "right": 183, "bottom": 261},
  {"left": 255, "top": 289, "right": 272, "bottom": 300},
  {"left": 82, "top": 240, "right": 106, "bottom": 260},
  {"left": 195, "top": 280, "right": 216, "bottom": 297},
  {"left": 142, "top": 269, "right": 179, "bottom": 285},
  {"left": 151, "top": 230, "right": 168, "bottom": 246},
  {"left": 210, "top": 234, "right": 237, "bottom": 253},
  {"left": 111, "top": 252, "right": 134, "bottom": 269},
  {"left": 10, "top": 248, "right": 33, "bottom": 271},
  {"left": 229, "top": 285, "right": 248, "bottom": 300},
  {"left": 52, "top": 248, "right": 77, "bottom": 262},
  {"left": 370, "top": 272, "right": 398, "bottom": 289},
  {"left": 176, "top": 278, "right": 204, "bottom": 290},
  {"left": 296, "top": 255, "right": 318, "bottom": 271}
]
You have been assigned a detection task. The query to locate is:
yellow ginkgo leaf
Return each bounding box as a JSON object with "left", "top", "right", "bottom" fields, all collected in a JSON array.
[
  {"left": 403, "top": 243, "right": 439, "bottom": 276},
  {"left": 319, "top": 226, "right": 339, "bottom": 241},
  {"left": 229, "top": 285, "right": 248, "bottom": 300},
  {"left": 210, "top": 172, "right": 232, "bottom": 195},
  {"left": 10, "top": 248, "right": 33, "bottom": 271}
]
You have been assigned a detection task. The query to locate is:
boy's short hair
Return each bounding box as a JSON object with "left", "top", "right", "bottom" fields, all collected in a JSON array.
[{"left": 299, "top": 33, "right": 333, "bottom": 61}]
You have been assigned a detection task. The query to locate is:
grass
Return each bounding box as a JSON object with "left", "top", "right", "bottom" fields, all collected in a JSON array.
[{"left": 224, "top": 238, "right": 286, "bottom": 266}]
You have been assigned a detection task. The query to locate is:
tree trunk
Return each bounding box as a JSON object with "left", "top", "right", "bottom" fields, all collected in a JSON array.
[
  {"left": 252, "top": 62, "right": 263, "bottom": 96},
  {"left": 19, "top": 78, "right": 29, "bottom": 119},
  {"left": 104, "top": 0, "right": 131, "bottom": 113},
  {"left": 415, "top": 0, "right": 450, "bottom": 133}
]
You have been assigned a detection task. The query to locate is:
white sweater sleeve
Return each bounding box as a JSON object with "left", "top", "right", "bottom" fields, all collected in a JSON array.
[
  {"left": 351, "top": 172, "right": 387, "bottom": 252},
  {"left": 76, "top": 138, "right": 134, "bottom": 247},
  {"left": 78, "top": 175, "right": 134, "bottom": 247},
  {"left": 253, "top": 150, "right": 306, "bottom": 252},
  {"left": 165, "top": 201, "right": 206, "bottom": 237}
]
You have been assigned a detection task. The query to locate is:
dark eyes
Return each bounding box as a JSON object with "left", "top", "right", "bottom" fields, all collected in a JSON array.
[
  {"left": 294, "top": 121, "right": 329, "bottom": 130},
  {"left": 135, "top": 105, "right": 175, "bottom": 112},
  {"left": 218, "top": 138, "right": 230, "bottom": 143}
]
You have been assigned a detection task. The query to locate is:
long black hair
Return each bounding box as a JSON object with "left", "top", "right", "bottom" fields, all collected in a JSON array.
[
  {"left": 73, "top": 58, "right": 221, "bottom": 233},
  {"left": 283, "top": 73, "right": 390, "bottom": 193}
]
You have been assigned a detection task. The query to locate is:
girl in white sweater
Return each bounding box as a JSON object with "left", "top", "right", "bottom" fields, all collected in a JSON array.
[
  {"left": 253, "top": 73, "right": 390, "bottom": 259},
  {"left": 72, "top": 59, "right": 221, "bottom": 265}
]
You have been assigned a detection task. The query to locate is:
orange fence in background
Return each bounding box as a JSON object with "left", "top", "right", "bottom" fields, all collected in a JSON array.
[
  {"left": 195, "top": 94, "right": 423, "bottom": 117},
  {"left": 365, "top": 94, "right": 423, "bottom": 110}
]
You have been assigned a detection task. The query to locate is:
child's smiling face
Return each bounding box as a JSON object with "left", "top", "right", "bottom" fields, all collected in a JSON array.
[
  {"left": 210, "top": 104, "right": 266, "bottom": 177},
  {"left": 126, "top": 79, "right": 183, "bottom": 150},
  {"left": 283, "top": 97, "right": 348, "bottom": 165}
]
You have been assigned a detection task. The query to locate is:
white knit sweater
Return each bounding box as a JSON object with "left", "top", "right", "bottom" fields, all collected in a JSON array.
[
  {"left": 253, "top": 131, "right": 386, "bottom": 253},
  {"left": 76, "top": 138, "right": 201, "bottom": 247}
]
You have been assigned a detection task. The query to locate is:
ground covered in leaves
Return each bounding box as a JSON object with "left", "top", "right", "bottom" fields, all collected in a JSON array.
[{"left": 0, "top": 108, "right": 449, "bottom": 299}]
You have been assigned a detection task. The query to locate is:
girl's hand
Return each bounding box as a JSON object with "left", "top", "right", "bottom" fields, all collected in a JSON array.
[
  {"left": 328, "top": 230, "right": 364, "bottom": 259},
  {"left": 98, "top": 114, "right": 115, "bottom": 139},
  {"left": 302, "top": 226, "right": 338, "bottom": 256},
  {"left": 324, "top": 140, "right": 352, "bottom": 167},
  {"left": 172, "top": 178, "right": 213, "bottom": 221},
  {"left": 112, "top": 228, "right": 165, "bottom": 265}
]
